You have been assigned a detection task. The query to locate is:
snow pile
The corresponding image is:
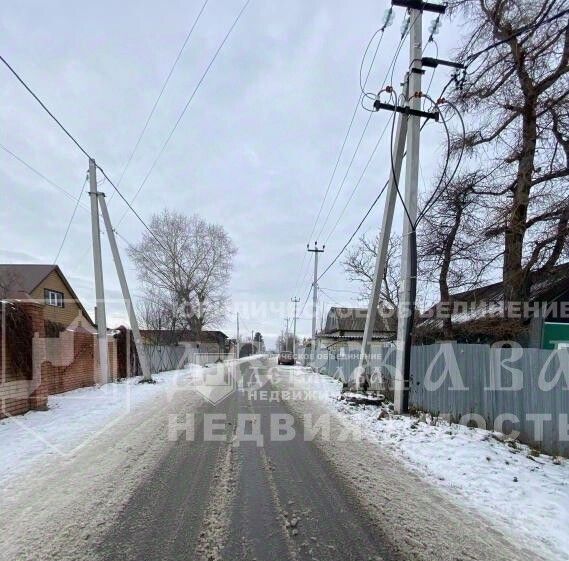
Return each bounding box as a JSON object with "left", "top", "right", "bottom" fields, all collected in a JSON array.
[
  {"left": 289, "top": 368, "right": 569, "bottom": 561},
  {"left": 0, "top": 355, "right": 264, "bottom": 486},
  {"left": 0, "top": 366, "right": 203, "bottom": 485}
]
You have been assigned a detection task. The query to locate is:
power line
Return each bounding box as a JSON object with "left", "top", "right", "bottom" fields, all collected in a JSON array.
[
  {"left": 296, "top": 17, "right": 413, "bottom": 302},
  {"left": 298, "top": 282, "right": 313, "bottom": 318},
  {"left": 0, "top": 143, "right": 89, "bottom": 209},
  {"left": 436, "top": 8, "right": 569, "bottom": 101},
  {"left": 293, "top": 251, "right": 313, "bottom": 303},
  {"left": 304, "top": 24, "right": 389, "bottom": 247},
  {"left": 466, "top": 8, "right": 569, "bottom": 66},
  {"left": 0, "top": 55, "right": 91, "bottom": 159},
  {"left": 316, "top": 21, "right": 412, "bottom": 242},
  {"left": 116, "top": 0, "right": 251, "bottom": 225},
  {"left": 0, "top": 49, "right": 222, "bottom": 285},
  {"left": 110, "top": 0, "right": 210, "bottom": 198},
  {"left": 317, "top": 179, "right": 390, "bottom": 283},
  {"left": 54, "top": 174, "right": 89, "bottom": 263},
  {"left": 96, "top": 165, "right": 178, "bottom": 258},
  {"left": 323, "top": 99, "right": 395, "bottom": 244},
  {"left": 416, "top": 98, "right": 466, "bottom": 224},
  {"left": 319, "top": 286, "right": 362, "bottom": 295},
  {"left": 0, "top": 56, "right": 152, "bottom": 242}
]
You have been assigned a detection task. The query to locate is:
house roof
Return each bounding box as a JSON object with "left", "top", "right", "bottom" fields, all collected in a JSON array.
[
  {"left": 316, "top": 333, "right": 394, "bottom": 342},
  {"left": 140, "top": 329, "right": 228, "bottom": 344},
  {"left": 323, "top": 306, "right": 397, "bottom": 335},
  {"left": 0, "top": 264, "right": 95, "bottom": 327},
  {"left": 0, "top": 264, "right": 58, "bottom": 294},
  {"left": 418, "top": 261, "right": 569, "bottom": 331}
]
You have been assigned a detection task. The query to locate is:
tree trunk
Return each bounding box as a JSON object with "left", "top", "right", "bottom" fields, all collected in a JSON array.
[
  {"left": 438, "top": 207, "right": 464, "bottom": 339},
  {"left": 503, "top": 97, "right": 538, "bottom": 306}
]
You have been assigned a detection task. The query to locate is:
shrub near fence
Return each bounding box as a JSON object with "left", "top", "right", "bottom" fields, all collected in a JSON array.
[{"left": 315, "top": 342, "right": 569, "bottom": 457}]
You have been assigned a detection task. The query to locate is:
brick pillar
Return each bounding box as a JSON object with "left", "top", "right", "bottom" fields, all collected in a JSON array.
[{"left": 22, "top": 300, "right": 49, "bottom": 411}]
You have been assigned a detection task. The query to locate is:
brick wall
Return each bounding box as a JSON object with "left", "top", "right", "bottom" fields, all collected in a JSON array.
[
  {"left": 1, "top": 300, "right": 119, "bottom": 418},
  {"left": 0, "top": 300, "right": 47, "bottom": 417}
]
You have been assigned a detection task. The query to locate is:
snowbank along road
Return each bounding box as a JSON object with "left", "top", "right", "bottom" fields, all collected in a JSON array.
[{"left": 0, "top": 356, "right": 546, "bottom": 561}]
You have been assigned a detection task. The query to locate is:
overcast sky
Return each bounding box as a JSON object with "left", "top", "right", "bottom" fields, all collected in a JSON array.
[{"left": 0, "top": 1, "right": 462, "bottom": 348}]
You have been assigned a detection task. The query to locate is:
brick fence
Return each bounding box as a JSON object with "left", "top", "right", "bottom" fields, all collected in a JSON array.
[{"left": 1, "top": 300, "right": 118, "bottom": 418}]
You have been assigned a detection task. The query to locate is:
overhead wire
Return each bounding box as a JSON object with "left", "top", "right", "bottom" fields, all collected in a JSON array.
[
  {"left": 317, "top": 179, "right": 390, "bottom": 284},
  {"left": 323, "top": 92, "right": 396, "bottom": 245},
  {"left": 0, "top": 7, "right": 249, "bottom": 285},
  {"left": 115, "top": 0, "right": 251, "bottom": 227},
  {"left": 0, "top": 143, "right": 90, "bottom": 209},
  {"left": 293, "top": 18, "right": 391, "bottom": 299},
  {"left": 108, "top": 0, "right": 210, "bottom": 203},
  {"left": 316, "top": 11, "right": 418, "bottom": 242},
  {"left": 54, "top": 174, "right": 89, "bottom": 263},
  {"left": 297, "top": 11, "right": 418, "bottom": 301},
  {"left": 416, "top": 98, "right": 466, "bottom": 224},
  {"left": 0, "top": 53, "right": 163, "bottom": 244},
  {"left": 0, "top": 55, "right": 91, "bottom": 159},
  {"left": 304, "top": 25, "right": 387, "bottom": 250}
]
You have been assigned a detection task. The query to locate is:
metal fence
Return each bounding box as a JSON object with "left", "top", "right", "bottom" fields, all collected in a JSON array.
[
  {"left": 190, "top": 352, "right": 233, "bottom": 366},
  {"left": 313, "top": 342, "right": 569, "bottom": 457},
  {"left": 142, "top": 344, "right": 188, "bottom": 373}
]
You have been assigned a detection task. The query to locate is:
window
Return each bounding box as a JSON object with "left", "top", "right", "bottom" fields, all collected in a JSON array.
[{"left": 44, "top": 288, "right": 64, "bottom": 308}]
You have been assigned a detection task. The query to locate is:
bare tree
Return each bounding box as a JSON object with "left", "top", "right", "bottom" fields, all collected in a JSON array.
[
  {"left": 128, "top": 209, "right": 236, "bottom": 332},
  {"left": 419, "top": 173, "right": 489, "bottom": 337},
  {"left": 136, "top": 288, "right": 189, "bottom": 345},
  {"left": 447, "top": 0, "right": 569, "bottom": 304},
  {"left": 342, "top": 234, "right": 401, "bottom": 309},
  {"left": 0, "top": 271, "right": 21, "bottom": 299},
  {"left": 276, "top": 333, "right": 299, "bottom": 352},
  {"left": 194, "top": 223, "right": 237, "bottom": 330}
]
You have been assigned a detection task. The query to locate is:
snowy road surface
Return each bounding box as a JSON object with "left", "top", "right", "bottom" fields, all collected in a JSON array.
[{"left": 0, "top": 357, "right": 551, "bottom": 561}]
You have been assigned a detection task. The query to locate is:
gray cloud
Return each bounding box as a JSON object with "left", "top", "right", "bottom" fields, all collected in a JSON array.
[{"left": 1, "top": 1, "right": 461, "bottom": 349}]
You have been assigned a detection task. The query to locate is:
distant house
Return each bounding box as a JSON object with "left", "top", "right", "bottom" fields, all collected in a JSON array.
[
  {"left": 416, "top": 262, "right": 569, "bottom": 348},
  {"left": 0, "top": 264, "right": 95, "bottom": 331},
  {"left": 315, "top": 306, "right": 397, "bottom": 355}
]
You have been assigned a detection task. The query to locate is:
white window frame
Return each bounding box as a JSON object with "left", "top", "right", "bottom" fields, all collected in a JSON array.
[{"left": 44, "top": 288, "right": 64, "bottom": 308}]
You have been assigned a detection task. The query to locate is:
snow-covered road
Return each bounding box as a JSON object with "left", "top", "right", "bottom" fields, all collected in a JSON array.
[
  {"left": 0, "top": 356, "right": 564, "bottom": 561},
  {"left": 275, "top": 365, "right": 569, "bottom": 561}
]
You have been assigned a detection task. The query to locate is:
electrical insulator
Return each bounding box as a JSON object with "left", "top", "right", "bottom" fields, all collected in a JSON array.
[
  {"left": 400, "top": 14, "right": 410, "bottom": 37},
  {"left": 382, "top": 8, "right": 395, "bottom": 28},
  {"left": 428, "top": 17, "right": 442, "bottom": 37}
]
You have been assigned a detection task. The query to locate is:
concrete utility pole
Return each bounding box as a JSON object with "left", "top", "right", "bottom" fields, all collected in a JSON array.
[
  {"left": 366, "top": 1, "right": 445, "bottom": 409},
  {"left": 358, "top": 76, "right": 410, "bottom": 386},
  {"left": 236, "top": 312, "right": 240, "bottom": 359},
  {"left": 291, "top": 297, "right": 300, "bottom": 358},
  {"left": 88, "top": 159, "right": 109, "bottom": 384},
  {"left": 307, "top": 242, "right": 325, "bottom": 363},
  {"left": 284, "top": 317, "right": 290, "bottom": 351},
  {"left": 98, "top": 195, "right": 151, "bottom": 382},
  {"left": 394, "top": 5, "right": 423, "bottom": 413},
  {"left": 394, "top": 0, "right": 445, "bottom": 413}
]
